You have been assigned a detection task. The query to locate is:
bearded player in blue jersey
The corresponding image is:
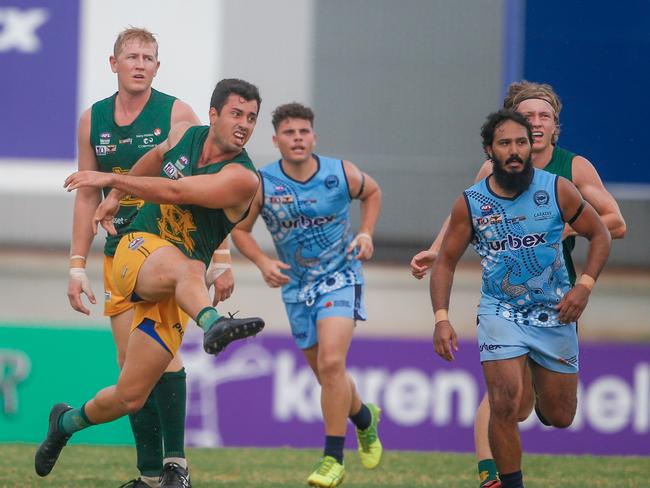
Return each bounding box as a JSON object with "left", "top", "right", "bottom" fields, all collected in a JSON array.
[
  {"left": 232, "top": 103, "right": 383, "bottom": 487},
  {"left": 431, "top": 109, "right": 611, "bottom": 488}
]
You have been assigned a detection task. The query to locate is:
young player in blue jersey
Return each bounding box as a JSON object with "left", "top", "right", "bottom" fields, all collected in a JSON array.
[
  {"left": 431, "top": 109, "right": 611, "bottom": 488},
  {"left": 231, "top": 103, "right": 383, "bottom": 487}
]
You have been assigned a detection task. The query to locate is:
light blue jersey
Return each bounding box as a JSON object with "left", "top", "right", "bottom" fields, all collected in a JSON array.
[
  {"left": 259, "top": 154, "right": 363, "bottom": 304},
  {"left": 465, "top": 168, "right": 571, "bottom": 327}
]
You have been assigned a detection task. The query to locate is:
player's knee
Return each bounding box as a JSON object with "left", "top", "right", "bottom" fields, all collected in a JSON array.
[
  {"left": 317, "top": 354, "right": 346, "bottom": 381},
  {"left": 116, "top": 389, "right": 147, "bottom": 414},
  {"left": 180, "top": 259, "right": 207, "bottom": 282}
]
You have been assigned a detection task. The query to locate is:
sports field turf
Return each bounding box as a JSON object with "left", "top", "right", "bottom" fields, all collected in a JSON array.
[{"left": 2, "top": 444, "right": 648, "bottom": 487}]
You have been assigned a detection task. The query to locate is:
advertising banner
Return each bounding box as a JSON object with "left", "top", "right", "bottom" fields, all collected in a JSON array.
[
  {"left": 1, "top": 324, "right": 648, "bottom": 456},
  {"left": 0, "top": 0, "right": 79, "bottom": 159}
]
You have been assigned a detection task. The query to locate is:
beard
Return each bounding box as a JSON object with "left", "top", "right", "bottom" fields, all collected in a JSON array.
[{"left": 491, "top": 154, "right": 534, "bottom": 194}]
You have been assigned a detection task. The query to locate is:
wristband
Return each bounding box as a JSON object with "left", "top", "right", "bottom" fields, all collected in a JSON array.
[
  {"left": 577, "top": 274, "right": 595, "bottom": 291},
  {"left": 69, "top": 267, "right": 87, "bottom": 278},
  {"left": 69, "top": 255, "right": 86, "bottom": 269},
  {"left": 357, "top": 232, "right": 373, "bottom": 242},
  {"left": 214, "top": 249, "right": 231, "bottom": 255},
  {"left": 434, "top": 309, "right": 449, "bottom": 323}
]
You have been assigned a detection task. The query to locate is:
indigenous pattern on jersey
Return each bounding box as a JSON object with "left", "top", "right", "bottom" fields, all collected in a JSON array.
[
  {"left": 259, "top": 155, "right": 363, "bottom": 304},
  {"left": 545, "top": 145, "right": 577, "bottom": 285},
  {"left": 130, "top": 126, "right": 257, "bottom": 265},
  {"left": 465, "top": 168, "right": 571, "bottom": 327},
  {"left": 90, "top": 88, "right": 176, "bottom": 256}
]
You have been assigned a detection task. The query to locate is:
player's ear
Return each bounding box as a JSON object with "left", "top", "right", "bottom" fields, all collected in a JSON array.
[{"left": 272, "top": 134, "right": 278, "bottom": 147}]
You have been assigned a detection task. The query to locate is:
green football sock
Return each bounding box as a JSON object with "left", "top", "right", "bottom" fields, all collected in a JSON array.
[
  {"left": 154, "top": 368, "right": 187, "bottom": 459},
  {"left": 129, "top": 392, "right": 163, "bottom": 477},
  {"left": 196, "top": 306, "right": 221, "bottom": 332},
  {"left": 478, "top": 458, "right": 499, "bottom": 486},
  {"left": 59, "top": 403, "right": 94, "bottom": 435}
]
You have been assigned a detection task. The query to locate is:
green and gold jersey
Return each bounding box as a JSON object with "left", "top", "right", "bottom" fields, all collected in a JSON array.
[
  {"left": 90, "top": 88, "right": 176, "bottom": 256},
  {"left": 130, "top": 126, "right": 258, "bottom": 266},
  {"left": 544, "top": 145, "right": 577, "bottom": 285}
]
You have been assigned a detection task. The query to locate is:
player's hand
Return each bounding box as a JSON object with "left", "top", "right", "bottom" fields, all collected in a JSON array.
[
  {"left": 211, "top": 268, "right": 234, "bottom": 306},
  {"left": 556, "top": 285, "right": 591, "bottom": 323},
  {"left": 93, "top": 195, "right": 120, "bottom": 236},
  {"left": 433, "top": 320, "right": 458, "bottom": 361},
  {"left": 410, "top": 249, "right": 438, "bottom": 279},
  {"left": 348, "top": 233, "right": 374, "bottom": 260},
  {"left": 67, "top": 268, "right": 96, "bottom": 315},
  {"left": 260, "top": 258, "right": 290, "bottom": 288},
  {"left": 64, "top": 171, "right": 113, "bottom": 191}
]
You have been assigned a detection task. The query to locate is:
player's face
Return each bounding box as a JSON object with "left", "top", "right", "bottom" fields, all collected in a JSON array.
[
  {"left": 488, "top": 119, "right": 534, "bottom": 193},
  {"left": 516, "top": 98, "right": 557, "bottom": 152},
  {"left": 210, "top": 94, "right": 258, "bottom": 152},
  {"left": 110, "top": 41, "right": 159, "bottom": 94},
  {"left": 272, "top": 118, "right": 316, "bottom": 164}
]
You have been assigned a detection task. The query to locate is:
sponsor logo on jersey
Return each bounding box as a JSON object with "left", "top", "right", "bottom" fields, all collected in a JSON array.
[
  {"left": 506, "top": 215, "right": 526, "bottom": 223},
  {"left": 153, "top": 128, "right": 161, "bottom": 136},
  {"left": 163, "top": 162, "right": 181, "bottom": 180},
  {"left": 280, "top": 214, "right": 335, "bottom": 229},
  {"left": 95, "top": 145, "right": 116, "bottom": 156},
  {"left": 269, "top": 195, "right": 294, "bottom": 204},
  {"left": 475, "top": 214, "right": 502, "bottom": 226},
  {"left": 104, "top": 290, "right": 112, "bottom": 301},
  {"left": 325, "top": 175, "right": 339, "bottom": 189},
  {"left": 486, "top": 232, "right": 547, "bottom": 251},
  {"left": 174, "top": 155, "right": 189, "bottom": 171},
  {"left": 534, "top": 211, "right": 553, "bottom": 221},
  {"left": 479, "top": 342, "right": 503, "bottom": 352},
  {"left": 274, "top": 185, "right": 286, "bottom": 194},
  {"left": 128, "top": 237, "right": 145, "bottom": 251},
  {"left": 480, "top": 203, "right": 493, "bottom": 215},
  {"left": 118, "top": 138, "right": 132, "bottom": 145},
  {"left": 99, "top": 132, "right": 111, "bottom": 144},
  {"left": 534, "top": 190, "right": 550, "bottom": 206},
  {"left": 135, "top": 133, "right": 155, "bottom": 148}
]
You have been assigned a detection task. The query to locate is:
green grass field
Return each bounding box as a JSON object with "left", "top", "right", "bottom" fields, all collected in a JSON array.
[{"left": 3, "top": 444, "right": 649, "bottom": 487}]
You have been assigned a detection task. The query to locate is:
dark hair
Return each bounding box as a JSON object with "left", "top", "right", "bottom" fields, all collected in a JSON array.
[
  {"left": 210, "top": 78, "right": 261, "bottom": 114},
  {"left": 481, "top": 109, "right": 533, "bottom": 148},
  {"left": 271, "top": 102, "right": 315, "bottom": 131}
]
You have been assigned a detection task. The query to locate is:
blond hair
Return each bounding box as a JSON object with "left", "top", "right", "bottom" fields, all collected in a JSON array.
[
  {"left": 503, "top": 81, "right": 562, "bottom": 143},
  {"left": 113, "top": 27, "right": 158, "bottom": 58}
]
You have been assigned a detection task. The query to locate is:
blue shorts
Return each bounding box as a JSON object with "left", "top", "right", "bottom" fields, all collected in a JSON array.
[
  {"left": 477, "top": 314, "right": 579, "bottom": 373},
  {"left": 284, "top": 285, "right": 366, "bottom": 350}
]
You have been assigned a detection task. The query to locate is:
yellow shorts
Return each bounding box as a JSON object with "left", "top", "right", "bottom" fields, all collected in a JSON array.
[
  {"left": 103, "top": 255, "right": 132, "bottom": 317},
  {"left": 113, "top": 232, "right": 189, "bottom": 355}
]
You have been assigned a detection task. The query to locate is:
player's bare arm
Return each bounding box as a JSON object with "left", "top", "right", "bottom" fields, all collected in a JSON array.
[
  {"left": 343, "top": 160, "right": 382, "bottom": 260},
  {"left": 170, "top": 99, "right": 201, "bottom": 126},
  {"left": 430, "top": 195, "right": 473, "bottom": 361},
  {"left": 68, "top": 108, "right": 101, "bottom": 314},
  {"left": 555, "top": 177, "right": 612, "bottom": 323},
  {"left": 570, "top": 155, "right": 626, "bottom": 239},
  {"left": 411, "top": 159, "right": 492, "bottom": 278},
  {"left": 232, "top": 186, "right": 291, "bottom": 287}
]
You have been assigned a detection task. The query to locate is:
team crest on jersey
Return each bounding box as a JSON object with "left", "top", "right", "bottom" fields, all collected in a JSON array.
[
  {"left": 325, "top": 175, "right": 339, "bottom": 189},
  {"left": 534, "top": 190, "right": 550, "bottom": 206},
  {"left": 158, "top": 205, "right": 197, "bottom": 253},
  {"left": 99, "top": 132, "right": 111, "bottom": 144},
  {"left": 153, "top": 128, "right": 162, "bottom": 136}
]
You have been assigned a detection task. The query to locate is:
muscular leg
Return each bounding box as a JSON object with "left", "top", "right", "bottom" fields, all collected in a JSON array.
[
  {"left": 482, "top": 355, "right": 528, "bottom": 476},
  {"left": 303, "top": 316, "right": 357, "bottom": 436},
  {"left": 529, "top": 361, "right": 578, "bottom": 428},
  {"left": 85, "top": 329, "right": 172, "bottom": 423}
]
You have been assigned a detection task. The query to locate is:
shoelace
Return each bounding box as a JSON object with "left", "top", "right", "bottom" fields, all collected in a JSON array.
[
  {"left": 316, "top": 457, "right": 337, "bottom": 475},
  {"left": 227, "top": 310, "right": 240, "bottom": 319},
  {"left": 160, "top": 464, "right": 190, "bottom": 488}
]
